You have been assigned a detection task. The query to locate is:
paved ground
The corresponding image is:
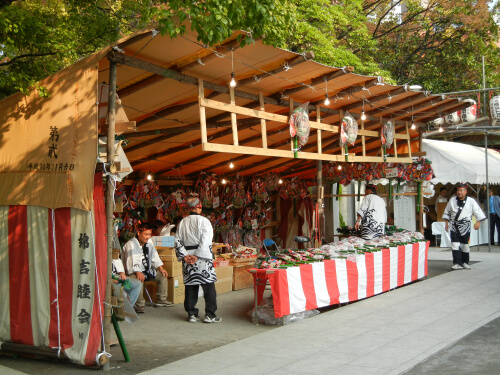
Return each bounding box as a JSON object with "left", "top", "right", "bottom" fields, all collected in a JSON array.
[{"left": 1, "top": 245, "right": 500, "bottom": 375}]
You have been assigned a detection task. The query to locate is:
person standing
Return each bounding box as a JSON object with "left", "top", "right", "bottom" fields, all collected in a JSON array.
[
  {"left": 435, "top": 187, "right": 448, "bottom": 213},
  {"left": 488, "top": 188, "right": 500, "bottom": 245},
  {"left": 175, "top": 197, "right": 221, "bottom": 323},
  {"left": 443, "top": 183, "right": 486, "bottom": 270},
  {"left": 122, "top": 222, "right": 172, "bottom": 313},
  {"left": 354, "top": 184, "right": 387, "bottom": 240}
]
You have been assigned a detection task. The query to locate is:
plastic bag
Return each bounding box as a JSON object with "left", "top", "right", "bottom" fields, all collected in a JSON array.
[
  {"left": 339, "top": 111, "right": 358, "bottom": 146},
  {"left": 381, "top": 120, "right": 394, "bottom": 148},
  {"left": 289, "top": 102, "right": 310, "bottom": 146}
]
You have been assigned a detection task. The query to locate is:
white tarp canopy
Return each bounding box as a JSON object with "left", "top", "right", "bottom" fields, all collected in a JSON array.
[{"left": 422, "top": 139, "right": 500, "bottom": 185}]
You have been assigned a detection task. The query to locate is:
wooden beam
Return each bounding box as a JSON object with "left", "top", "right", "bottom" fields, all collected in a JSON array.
[
  {"left": 278, "top": 66, "right": 354, "bottom": 99},
  {"left": 365, "top": 92, "right": 427, "bottom": 117},
  {"left": 259, "top": 92, "right": 267, "bottom": 149},
  {"left": 237, "top": 51, "right": 315, "bottom": 87},
  {"left": 342, "top": 86, "right": 409, "bottom": 111}
]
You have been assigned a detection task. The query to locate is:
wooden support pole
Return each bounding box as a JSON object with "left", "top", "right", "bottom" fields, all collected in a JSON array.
[
  {"left": 229, "top": 83, "right": 238, "bottom": 146},
  {"left": 316, "top": 105, "right": 322, "bottom": 154},
  {"left": 259, "top": 92, "right": 267, "bottom": 149},
  {"left": 198, "top": 79, "right": 208, "bottom": 144},
  {"left": 104, "top": 58, "right": 117, "bottom": 367}
]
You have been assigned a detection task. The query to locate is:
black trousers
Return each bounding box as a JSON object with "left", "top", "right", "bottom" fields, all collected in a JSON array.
[
  {"left": 184, "top": 283, "right": 217, "bottom": 318},
  {"left": 490, "top": 213, "right": 500, "bottom": 245}
]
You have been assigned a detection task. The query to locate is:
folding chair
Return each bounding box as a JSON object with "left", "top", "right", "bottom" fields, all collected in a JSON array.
[{"left": 262, "top": 238, "right": 280, "bottom": 257}]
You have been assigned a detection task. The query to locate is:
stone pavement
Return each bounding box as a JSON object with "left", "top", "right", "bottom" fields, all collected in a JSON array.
[
  {"left": 1, "top": 246, "right": 499, "bottom": 375},
  {"left": 140, "top": 246, "right": 500, "bottom": 375}
]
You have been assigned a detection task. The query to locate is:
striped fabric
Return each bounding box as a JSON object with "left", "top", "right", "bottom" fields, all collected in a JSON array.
[
  {"left": 0, "top": 174, "right": 106, "bottom": 365},
  {"left": 254, "top": 241, "right": 429, "bottom": 318}
]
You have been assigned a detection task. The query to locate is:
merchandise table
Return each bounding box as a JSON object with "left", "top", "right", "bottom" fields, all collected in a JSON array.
[
  {"left": 431, "top": 222, "right": 496, "bottom": 248},
  {"left": 250, "top": 241, "right": 429, "bottom": 320}
]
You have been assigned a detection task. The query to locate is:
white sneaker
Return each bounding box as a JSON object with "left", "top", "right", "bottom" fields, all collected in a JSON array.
[
  {"left": 451, "top": 264, "right": 464, "bottom": 270},
  {"left": 188, "top": 315, "right": 199, "bottom": 323},
  {"left": 204, "top": 315, "right": 222, "bottom": 323},
  {"left": 462, "top": 263, "right": 471, "bottom": 270}
]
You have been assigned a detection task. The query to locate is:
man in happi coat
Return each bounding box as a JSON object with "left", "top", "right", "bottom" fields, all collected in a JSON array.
[
  {"left": 355, "top": 184, "right": 387, "bottom": 240},
  {"left": 175, "top": 197, "right": 221, "bottom": 323},
  {"left": 443, "top": 183, "right": 486, "bottom": 270},
  {"left": 122, "top": 222, "right": 171, "bottom": 313}
]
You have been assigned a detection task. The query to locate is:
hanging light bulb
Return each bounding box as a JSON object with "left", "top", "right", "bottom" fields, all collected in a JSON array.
[
  {"left": 229, "top": 72, "right": 237, "bottom": 88},
  {"left": 147, "top": 172, "right": 152, "bottom": 181},
  {"left": 411, "top": 123, "right": 416, "bottom": 130},
  {"left": 278, "top": 179, "right": 283, "bottom": 184},
  {"left": 229, "top": 49, "right": 236, "bottom": 87},
  {"left": 337, "top": 165, "right": 342, "bottom": 171},
  {"left": 438, "top": 125, "right": 443, "bottom": 132},
  {"left": 361, "top": 111, "right": 366, "bottom": 121},
  {"left": 229, "top": 161, "right": 234, "bottom": 169},
  {"left": 222, "top": 178, "right": 227, "bottom": 184},
  {"left": 324, "top": 93, "right": 330, "bottom": 106}
]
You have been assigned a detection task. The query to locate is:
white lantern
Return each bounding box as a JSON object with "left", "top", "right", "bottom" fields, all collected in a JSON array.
[
  {"left": 445, "top": 111, "right": 461, "bottom": 125},
  {"left": 428, "top": 117, "right": 444, "bottom": 127},
  {"left": 461, "top": 99, "right": 477, "bottom": 122},
  {"left": 490, "top": 96, "right": 500, "bottom": 121}
]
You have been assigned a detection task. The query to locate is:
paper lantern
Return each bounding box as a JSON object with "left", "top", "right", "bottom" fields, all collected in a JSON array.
[
  {"left": 428, "top": 117, "right": 444, "bottom": 127},
  {"left": 461, "top": 99, "right": 477, "bottom": 122},
  {"left": 445, "top": 111, "right": 461, "bottom": 125},
  {"left": 490, "top": 96, "right": 500, "bottom": 121}
]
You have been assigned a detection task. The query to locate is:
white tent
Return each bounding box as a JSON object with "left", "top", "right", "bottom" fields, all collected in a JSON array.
[{"left": 422, "top": 139, "right": 500, "bottom": 185}]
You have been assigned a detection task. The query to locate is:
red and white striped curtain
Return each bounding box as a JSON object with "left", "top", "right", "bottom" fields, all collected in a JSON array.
[{"left": 0, "top": 174, "right": 106, "bottom": 365}]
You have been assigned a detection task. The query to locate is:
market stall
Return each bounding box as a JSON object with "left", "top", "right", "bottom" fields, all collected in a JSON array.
[{"left": 251, "top": 239, "right": 429, "bottom": 320}]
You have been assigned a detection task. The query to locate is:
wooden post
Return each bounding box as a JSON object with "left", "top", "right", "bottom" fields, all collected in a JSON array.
[
  {"left": 198, "top": 79, "right": 208, "bottom": 144},
  {"left": 229, "top": 83, "right": 239, "bottom": 146},
  {"left": 104, "top": 58, "right": 117, "bottom": 367},
  {"left": 361, "top": 110, "right": 366, "bottom": 157},
  {"left": 259, "top": 92, "right": 267, "bottom": 149},
  {"left": 316, "top": 105, "right": 322, "bottom": 154}
]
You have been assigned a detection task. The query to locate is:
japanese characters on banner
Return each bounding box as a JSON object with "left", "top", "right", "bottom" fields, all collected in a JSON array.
[
  {"left": 0, "top": 63, "right": 99, "bottom": 210},
  {"left": 0, "top": 174, "right": 106, "bottom": 366}
]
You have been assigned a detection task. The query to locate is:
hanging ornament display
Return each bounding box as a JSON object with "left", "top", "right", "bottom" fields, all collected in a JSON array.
[
  {"left": 490, "top": 95, "right": 500, "bottom": 124},
  {"left": 221, "top": 175, "right": 247, "bottom": 208},
  {"left": 461, "top": 99, "right": 477, "bottom": 123},
  {"left": 250, "top": 175, "right": 267, "bottom": 202},
  {"left": 445, "top": 111, "right": 461, "bottom": 125},
  {"left": 195, "top": 173, "right": 220, "bottom": 208},
  {"left": 381, "top": 120, "right": 394, "bottom": 159},
  {"left": 278, "top": 177, "right": 309, "bottom": 199},
  {"left": 339, "top": 111, "right": 358, "bottom": 162},
  {"left": 129, "top": 178, "right": 162, "bottom": 209},
  {"left": 265, "top": 172, "right": 280, "bottom": 192},
  {"left": 289, "top": 102, "right": 310, "bottom": 157}
]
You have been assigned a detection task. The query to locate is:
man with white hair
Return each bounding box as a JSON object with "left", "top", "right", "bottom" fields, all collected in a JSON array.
[
  {"left": 175, "top": 197, "right": 220, "bottom": 323},
  {"left": 443, "top": 183, "right": 486, "bottom": 270}
]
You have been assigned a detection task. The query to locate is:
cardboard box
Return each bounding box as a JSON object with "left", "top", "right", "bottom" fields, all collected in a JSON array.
[
  {"left": 112, "top": 248, "right": 120, "bottom": 260},
  {"left": 153, "top": 236, "right": 175, "bottom": 247},
  {"left": 167, "top": 276, "right": 185, "bottom": 304},
  {"left": 163, "top": 259, "right": 183, "bottom": 277},
  {"left": 214, "top": 266, "right": 233, "bottom": 294},
  {"left": 232, "top": 264, "right": 255, "bottom": 291},
  {"left": 156, "top": 246, "right": 175, "bottom": 256}
]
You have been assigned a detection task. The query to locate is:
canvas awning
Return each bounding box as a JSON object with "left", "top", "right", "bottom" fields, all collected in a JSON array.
[{"left": 422, "top": 139, "right": 500, "bottom": 185}]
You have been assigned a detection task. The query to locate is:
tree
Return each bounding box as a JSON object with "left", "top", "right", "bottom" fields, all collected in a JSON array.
[{"left": 0, "top": 0, "right": 292, "bottom": 100}]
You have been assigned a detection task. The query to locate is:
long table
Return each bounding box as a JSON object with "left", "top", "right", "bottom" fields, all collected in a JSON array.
[
  {"left": 431, "top": 221, "right": 497, "bottom": 247},
  {"left": 250, "top": 241, "right": 429, "bottom": 320}
]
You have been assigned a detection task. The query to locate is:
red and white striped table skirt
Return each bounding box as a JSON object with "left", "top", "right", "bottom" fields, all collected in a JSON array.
[{"left": 252, "top": 241, "right": 429, "bottom": 318}]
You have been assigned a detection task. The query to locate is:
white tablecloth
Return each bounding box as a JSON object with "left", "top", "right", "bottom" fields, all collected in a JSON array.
[{"left": 431, "top": 221, "right": 497, "bottom": 247}]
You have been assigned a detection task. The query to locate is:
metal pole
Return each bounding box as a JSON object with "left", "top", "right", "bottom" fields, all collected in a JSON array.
[
  {"left": 482, "top": 56, "right": 487, "bottom": 117},
  {"left": 485, "top": 131, "right": 491, "bottom": 252},
  {"left": 103, "top": 57, "right": 118, "bottom": 368}
]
